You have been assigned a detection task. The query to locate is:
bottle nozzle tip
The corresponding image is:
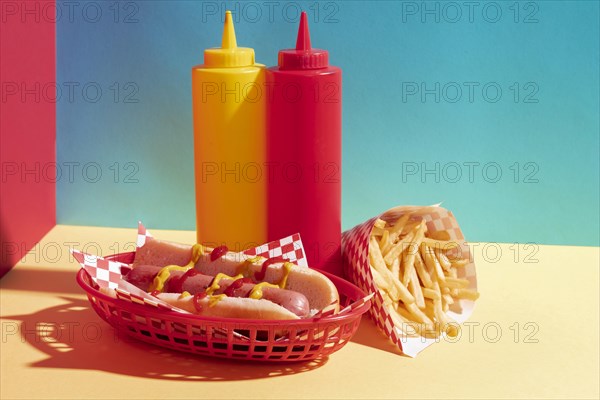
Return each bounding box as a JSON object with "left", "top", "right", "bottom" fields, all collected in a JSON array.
[
  {"left": 222, "top": 10, "right": 237, "bottom": 49},
  {"left": 295, "top": 11, "right": 311, "bottom": 51}
]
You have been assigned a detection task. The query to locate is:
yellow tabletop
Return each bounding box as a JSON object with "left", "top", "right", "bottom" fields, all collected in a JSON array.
[{"left": 1, "top": 225, "right": 598, "bottom": 399}]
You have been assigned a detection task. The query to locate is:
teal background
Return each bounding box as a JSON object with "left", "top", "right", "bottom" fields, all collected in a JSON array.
[{"left": 57, "top": 1, "right": 600, "bottom": 246}]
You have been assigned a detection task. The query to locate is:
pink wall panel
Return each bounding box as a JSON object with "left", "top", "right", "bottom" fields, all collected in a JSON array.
[{"left": 1, "top": 1, "right": 56, "bottom": 277}]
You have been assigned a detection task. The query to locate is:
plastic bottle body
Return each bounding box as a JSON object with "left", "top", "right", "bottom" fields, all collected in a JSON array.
[
  {"left": 266, "top": 66, "right": 342, "bottom": 274},
  {"left": 192, "top": 65, "right": 267, "bottom": 250}
]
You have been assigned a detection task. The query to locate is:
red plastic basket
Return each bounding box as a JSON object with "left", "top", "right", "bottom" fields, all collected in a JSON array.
[{"left": 76, "top": 252, "right": 371, "bottom": 362}]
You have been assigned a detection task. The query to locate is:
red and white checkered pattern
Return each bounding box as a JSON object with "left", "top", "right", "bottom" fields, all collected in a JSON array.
[
  {"left": 71, "top": 249, "right": 187, "bottom": 313},
  {"left": 425, "top": 210, "right": 465, "bottom": 241},
  {"left": 136, "top": 221, "right": 153, "bottom": 250},
  {"left": 242, "top": 233, "right": 308, "bottom": 267},
  {"left": 72, "top": 250, "right": 125, "bottom": 290},
  {"left": 341, "top": 205, "right": 478, "bottom": 357}
]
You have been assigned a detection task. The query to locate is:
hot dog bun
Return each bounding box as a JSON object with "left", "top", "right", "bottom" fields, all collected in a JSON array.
[
  {"left": 156, "top": 293, "right": 300, "bottom": 320},
  {"left": 196, "top": 252, "right": 339, "bottom": 314},
  {"left": 100, "top": 279, "right": 303, "bottom": 320},
  {"left": 130, "top": 238, "right": 340, "bottom": 319}
]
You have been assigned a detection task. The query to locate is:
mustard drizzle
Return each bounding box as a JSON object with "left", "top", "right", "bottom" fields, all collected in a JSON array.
[
  {"left": 149, "top": 246, "right": 297, "bottom": 306},
  {"left": 148, "top": 244, "right": 204, "bottom": 292}
]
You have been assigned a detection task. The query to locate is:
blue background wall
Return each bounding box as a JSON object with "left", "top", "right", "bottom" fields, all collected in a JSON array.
[{"left": 57, "top": 0, "right": 599, "bottom": 246}]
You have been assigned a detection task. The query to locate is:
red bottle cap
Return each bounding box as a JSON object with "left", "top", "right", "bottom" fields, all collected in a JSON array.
[{"left": 278, "top": 12, "right": 329, "bottom": 70}]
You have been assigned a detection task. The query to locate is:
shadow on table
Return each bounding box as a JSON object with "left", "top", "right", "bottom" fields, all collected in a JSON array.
[
  {"left": 1, "top": 267, "right": 82, "bottom": 294},
  {"left": 2, "top": 266, "right": 404, "bottom": 365},
  {"left": 1, "top": 296, "right": 327, "bottom": 381},
  {"left": 350, "top": 318, "right": 410, "bottom": 357}
]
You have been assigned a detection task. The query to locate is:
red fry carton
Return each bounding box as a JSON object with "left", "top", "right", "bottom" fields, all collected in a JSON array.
[{"left": 342, "top": 205, "right": 478, "bottom": 357}]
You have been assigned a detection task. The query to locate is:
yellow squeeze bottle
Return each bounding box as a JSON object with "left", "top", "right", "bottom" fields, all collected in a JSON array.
[{"left": 192, "top": 11, "right": 266, "bottom": 250}]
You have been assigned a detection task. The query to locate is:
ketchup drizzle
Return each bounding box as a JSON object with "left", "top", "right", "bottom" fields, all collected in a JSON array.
[
  {"left": 223, "top": 277, "right": 253, "bottom": 297},
  {"left": 193, "top": 292, "right": 207, "bottom": 312},
  {"left": 210, "top": 245, "right": 229, "bottom": 262},
  {"left": 171, "top": 268, "right": 200, "bottom": 293},
  {"left": 254, "top": 257, "right": 286, "bottom": 281}
]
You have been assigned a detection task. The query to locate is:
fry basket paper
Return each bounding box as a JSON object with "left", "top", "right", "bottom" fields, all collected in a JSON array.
[{"left": 342, "top": 205, "right": 478, "bottom": 357}]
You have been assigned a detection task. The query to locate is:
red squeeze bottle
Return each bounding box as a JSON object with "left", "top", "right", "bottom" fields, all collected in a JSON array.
[{"left": 266, "top": 12, "right": 342, "bottom": 275}]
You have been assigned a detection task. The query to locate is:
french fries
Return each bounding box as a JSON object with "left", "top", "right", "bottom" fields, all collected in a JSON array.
[{"left": 368, "top": 214, "right": 479, "bottom": 338}]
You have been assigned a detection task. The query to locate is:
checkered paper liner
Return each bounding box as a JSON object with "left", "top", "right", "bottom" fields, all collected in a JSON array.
[
  {"left": 74, "top": 222, "right": 363, "bottom": 342},
  {"left": 242, "top": 233, "right": 308, "bottom": 268},
  {"left": 71, "top": 249, "right": 188, "bottom": 313},
  {"left": 342, "top": 205, "right": 478, "bottom": 357},
  {"left": 135, "top": 221, "right": 152, "bottom": 250},
  {"left": 77, "top": 222, "right": 309, "bottom": 314},
  {"left": 135, "top": 222, "right": 308, "bottom": 268}
]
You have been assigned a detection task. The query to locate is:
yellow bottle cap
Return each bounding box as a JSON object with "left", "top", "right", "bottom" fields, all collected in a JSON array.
[{"left": 204, "top": 11, "right": 255, "bottom": 68}]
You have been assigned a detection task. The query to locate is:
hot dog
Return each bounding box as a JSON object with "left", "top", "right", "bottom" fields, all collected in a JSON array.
[
  {"left": 126, "top": 264, "right": 310, "bottom": 317},
  {"left": 124, "top": 237, "right": 340, "bottom": 320}
]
